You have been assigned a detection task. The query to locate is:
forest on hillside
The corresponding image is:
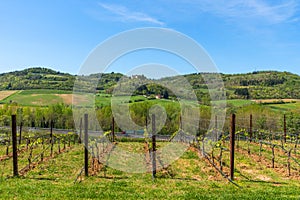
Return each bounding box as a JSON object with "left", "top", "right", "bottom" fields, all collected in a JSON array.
[{"left": 1, "top": 67, "right": 300, "bottom": 100}]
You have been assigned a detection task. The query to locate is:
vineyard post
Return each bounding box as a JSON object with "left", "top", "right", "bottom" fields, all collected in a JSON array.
[
  {"left": 73, "top": 132, "right": 76, "bottom": 145},
  {"left": 295, "top": 135, "right": 299, "bottom": 154},
  {"left": 19, "top": 121, "right": 23, "bottom": 145},
  {"left": 79, "top": 118, "right": 82, "bottom": 144},
  {"left": 6, "top": 132, "right": 9, "bottom": 155},
  {"left": 180, "top": 115, "right": 183, "bottom": 130},
  {"left": 202, "top": 132, "right": 205, "bottom": 157},
  {"left": 50, "top": 120, "right": 53, "bottom": 157},
  {"left": 271, "top": 145, "right": 275, "bottom": 168},
  {"left": 152, "top": 114, "right": 156, "bottom": 179},
  {"left": 112, "top": 117, "right": 115, "bottom": 142},
  {"left": 230, "top": 114, "right": 236, "bottom": 180},
  {"left": 250, "top": 114, "right": 253, "bottom": 142},
  {"left": 58, "top": 138, "right": 61, "bottom": 153},
  {"left": 284, "top": 114, "right": 287, "bottom": 143},
  {"left": 84, "top": 114, "right": 89, "bottom": 177},
  {"left": 41, "top": 137, "right": 44, "bottom": 161},
  {"left": 219, "top": 147, "right": 223, "bottom": 171},
  {"left": 215, "top": 115, "right": 218, "bottom": 141},
  {"left": 12, "top": 115, "right": 18, "bottom": 176},
  {"left": 287, "top": 149, "right": 291, "bottom": 176}
]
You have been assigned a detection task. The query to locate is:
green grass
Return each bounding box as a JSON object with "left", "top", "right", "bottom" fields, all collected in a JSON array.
[
  {"left": 1, "top": 92, "right": 63, "bottom": 106},
  {"left": 18, "top": 89, "right": 72, "bottom": 95},
  {"left": 0, "top": 90, "right": 73, "bottom": 106},
  {"left": 95, "top": 95, "right": 181, "bottom": 108},
  {"left": 0, "top": 140, "right": 300, "bottom": 199},
  {"left": 1, "top": 88, "right": 300, "bottom": 116},
  {"left": 0, "top": 89, "right": 177, "bottom": 108},
  {"left": 265, "top": 102, "right": 300, "bottom": 112},
  {"left": 214, "top": 99, "right": 253, "bottom": 107}
]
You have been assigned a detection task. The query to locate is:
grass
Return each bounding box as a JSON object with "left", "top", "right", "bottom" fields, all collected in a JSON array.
[
  {"left": 0, "top": 139, "right": 300, "bottom": 199},
  {"left": 0, "top": 90, "right": 18, "bottom": 101},
  {"left": 2, "top": 89, "right": 300, "bottom": 115},
  {"left": 214, "top": 99, "right": 253, "bottom": 107},
  {"left": 0, "top": 90, "right": 69, "bottom": 106},
  {"left": 265, "top": 102, "right": 300, "bottom": 112},
  {"left": 0, "top": 90, "right": 95, "bottom": 106},
  {"left": 0, "top": 89, "right": 177, "bottom": 107}
]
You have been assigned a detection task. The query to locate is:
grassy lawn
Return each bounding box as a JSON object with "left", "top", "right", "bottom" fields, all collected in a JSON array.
[{"left": 0, "top": 141, "right": 299, "bottom": 199}]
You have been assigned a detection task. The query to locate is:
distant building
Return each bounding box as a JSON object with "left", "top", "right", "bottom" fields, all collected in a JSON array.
[{"left": 131, "top": 75, "right": 146, "bottom": 80}]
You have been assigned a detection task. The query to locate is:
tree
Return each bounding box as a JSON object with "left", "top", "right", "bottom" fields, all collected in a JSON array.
[
  {"left": 234, "top": 88, "right": 250, "bottom": 99},
  {"left": 163, "top": 89, "right": 169, "bottom": 99}
]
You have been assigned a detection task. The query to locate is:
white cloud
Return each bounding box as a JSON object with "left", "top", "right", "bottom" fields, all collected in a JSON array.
[
  {"left": 189, "top": 0, "right": 299, "bottom": 24},
  {"left": 98, "top": 3, "right": 164, "bottom": 26}
]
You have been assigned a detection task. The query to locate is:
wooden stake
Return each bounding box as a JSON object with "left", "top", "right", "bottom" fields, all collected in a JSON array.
[
  {"left": 84, "top": 114, "right": 89, "bottom": 177},
  {"left": 152, "top": 114, "right": 156, "bottom": 179},
  {"left": 230, "top": 114, "right": 236, "bottom": 180},
  {"left": 12, "top": 115, "right": 18, "bottom": 176}
]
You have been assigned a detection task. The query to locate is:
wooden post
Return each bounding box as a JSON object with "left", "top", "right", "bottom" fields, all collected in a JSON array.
[
  {"left": 78, "top": 118, "right": 82, "bottom": 144},
  {"left": 215, "top": 115, "right": 218, "bottom": 141},
  {"left": 271, "top": 145, "right": 275, "bottom": 168},
  {"left": 219, "top": 147, "right": 223, "bottom": 171},
  {"left": 112, "top": 117, "right": 115, "bottom": 142},
  {"left": 84, "top": 114, "right": 89, "bottom": 177},
  {"left": 146, "top": 115, "right": 148, "bottom": 127},
  {"left": 180, "top": 115, "right": 183, "bottom": 130},
  {"left": 152, "top": 114, "right": 156, "bottom": 179},
  {"left": 50, "top": 120, "right": 53, "bottom": 157},
  {"left": 19, "top": 122, "right": 23, "bottom": 145},
  {"left": 12, "top": 115, "right": 18, "bottom": 176},
  {"left": 287, "top": 149, "right": 291, "bottom": 176},
  {"left": 249, "top": 114, "right": 253, "bottom": 142},
  {"left": 230, "top": 114, "right": 236, "bottom": 180},
  {"left": 283, "top": 114, "right": 287, "bottom": 143}
]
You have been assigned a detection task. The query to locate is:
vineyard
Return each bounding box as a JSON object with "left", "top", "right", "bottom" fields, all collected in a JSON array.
[{"left": 0, "top": 113, "right": 300, "bottom": 199}]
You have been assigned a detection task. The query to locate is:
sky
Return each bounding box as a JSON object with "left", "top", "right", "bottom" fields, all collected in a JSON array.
[{"left": 1, "top": 0, "right": 300, "bottom": 76}]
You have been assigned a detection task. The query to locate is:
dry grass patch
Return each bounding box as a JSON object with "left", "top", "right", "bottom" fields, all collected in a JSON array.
[
  {"left": 0, "top": 90, "right": 18, "bottom": 100},
  {"left": 55, "top": 94, "right": 91, "bottom": 105},
  {"left": 252, "top": 99, "right": 300, "bottom": 103}
]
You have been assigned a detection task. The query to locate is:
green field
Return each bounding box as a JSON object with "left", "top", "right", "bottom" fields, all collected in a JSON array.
[
  {"left": 0, "top": 142, "right": 299, "bottom": 199},
  {"left": 214, "top": 99, "right": 253, "bottom": 107},
  {"left": 0, "top": 90, "right": 65, "bottom": 106},
  {"left": 1, "top": 89, "right": 300, "bottom": 115},
  {"left": 265, "top": 102, "right": 300, "bottom": 112}
]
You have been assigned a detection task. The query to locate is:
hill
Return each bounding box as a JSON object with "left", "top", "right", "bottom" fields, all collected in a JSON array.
[
  {"left": 0, "top": 67, "right": 123, "bottom": 92},
  {"left": 1, "top": 68, "right": 300, "bottom": 100},
  {"left": 0, "top": 67, "right": 74, "bottom": 90}
]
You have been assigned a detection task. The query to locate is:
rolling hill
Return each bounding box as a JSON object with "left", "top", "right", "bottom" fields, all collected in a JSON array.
[{"left": 1, "top": 67, "right": 300, "bottom": 100}]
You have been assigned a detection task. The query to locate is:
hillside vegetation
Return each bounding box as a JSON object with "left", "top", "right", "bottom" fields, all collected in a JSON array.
[{"left": 1, "top": 68, "right": 300, "bottom": 100}]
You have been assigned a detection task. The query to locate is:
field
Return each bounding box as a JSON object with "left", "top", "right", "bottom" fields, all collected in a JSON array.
[
  {"left": 2, "top": 90, "right": 300, "bottom": 114},
  {"left": 1, "top": 92, "right": 300, "bottom": 199},
  {"left": 265, "top": 102, "right": 300, "bottom": 112},
  {"left": 0, "top": 90, "right": 68, "bottom": 106},
  {"left": 214, "top": 99, "right": 253, "bottom": 107},
  {"left": 0, "top": 90, "right": 18, "bottom": 101},
  {"left": 0, "top": 90, "right": 94, "bottom": 106},
  {"left": 0, "top": 90, "right": 190, "bottom": 107},
  {"left": 1, "top": 141, "right": 300, "bottom": 199}
]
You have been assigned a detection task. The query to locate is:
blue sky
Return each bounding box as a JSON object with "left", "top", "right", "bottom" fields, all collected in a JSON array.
[{"left": 1, "top": 0, "right": 300, "bottom": 75}]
